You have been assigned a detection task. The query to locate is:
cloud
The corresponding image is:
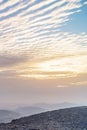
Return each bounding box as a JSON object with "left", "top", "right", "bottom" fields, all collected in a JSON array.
[
  {"left": 56, "top": 85, "right": 68, "bottom": 88},
  {"left": 84, "top": 1, "right": 87, "bottom": 5},
  {"left": 0, "top": 55, "right": 27, "bottom": 67},
  {"left": 0, "top": 70, "right": 18, "bottom": 78}
]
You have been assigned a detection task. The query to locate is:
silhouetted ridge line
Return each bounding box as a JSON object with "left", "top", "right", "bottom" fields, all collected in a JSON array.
[{"left": 0, "top": 106, "right": 87, "bottom": 130}]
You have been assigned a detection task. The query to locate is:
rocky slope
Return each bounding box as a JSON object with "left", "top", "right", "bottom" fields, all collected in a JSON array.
[{"left": 0, "top": 106, "right": 87, "bottom": 130}]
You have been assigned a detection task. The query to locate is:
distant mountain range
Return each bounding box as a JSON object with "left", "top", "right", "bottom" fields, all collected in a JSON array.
[
  {"left": 15, "top": 102, "right": 78, "bottom": 116},
  {"left": 0, "top": 106, "right": 87, "bottom": 130},
  {"left": 16, "top": 106, "right": 45, "bottom": 116},
  {"left": 34, "top": 102, "right": 79, "bottom": 110},
  {"left": 0, "top": 107, "right": 45, "bottom": 123},
  {"left": 0, "top": 102, "right": 80, "bottom": 123},
  {"left": 0, "top": 110, "right": 20, "bottom": 123}
]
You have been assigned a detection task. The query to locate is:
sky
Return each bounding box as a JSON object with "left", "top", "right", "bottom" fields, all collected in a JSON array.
[{"left": 0, "top": 0, "right": 87, "bottom": 108}]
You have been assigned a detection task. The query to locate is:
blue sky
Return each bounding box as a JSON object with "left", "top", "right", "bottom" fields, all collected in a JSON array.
[{"left": 61, "top": 2, "right": 87, "bottom": 33}]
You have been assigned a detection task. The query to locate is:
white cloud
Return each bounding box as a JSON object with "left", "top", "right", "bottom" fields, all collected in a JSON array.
[{"left": 84, "top": 1, "right": 87, "bottom": 5}]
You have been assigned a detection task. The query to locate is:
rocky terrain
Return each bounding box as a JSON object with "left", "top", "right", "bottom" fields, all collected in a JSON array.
[{"left": 0, "top": 106, "right": 87, "bottom": 130}]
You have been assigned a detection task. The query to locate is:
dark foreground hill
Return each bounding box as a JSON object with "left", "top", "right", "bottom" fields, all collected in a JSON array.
[{"left": 0, "top": 106, "right": 87, "bottom": 130}]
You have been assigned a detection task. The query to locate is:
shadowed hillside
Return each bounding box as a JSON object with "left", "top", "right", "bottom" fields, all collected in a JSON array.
[{"left": 0, "top": 106, "right": 87, "bottom": 130}]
